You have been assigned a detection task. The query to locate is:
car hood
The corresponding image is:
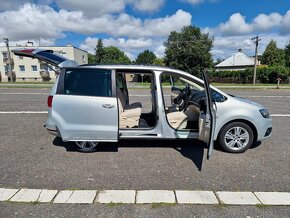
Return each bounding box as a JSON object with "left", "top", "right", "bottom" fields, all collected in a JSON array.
[{"left": 233, "top": 96, "right": 265, "bottom": 109}]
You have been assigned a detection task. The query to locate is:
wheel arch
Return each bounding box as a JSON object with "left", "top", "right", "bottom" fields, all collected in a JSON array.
[{"left": 216, "top": 119, "right": 258, "bottom": 143}]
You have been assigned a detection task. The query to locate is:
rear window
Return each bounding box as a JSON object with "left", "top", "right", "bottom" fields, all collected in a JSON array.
[{"left": 64, "top": 69, "right": 112, "bottom": 97}]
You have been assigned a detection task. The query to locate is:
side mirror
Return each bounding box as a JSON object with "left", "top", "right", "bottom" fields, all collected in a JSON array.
[{"left": 212, "top": 92, "right": 225, "bottom": 102}]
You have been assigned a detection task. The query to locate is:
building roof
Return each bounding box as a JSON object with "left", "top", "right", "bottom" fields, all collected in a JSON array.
[{"left": 215, "top": 51, "right": 254, "bottom": 68}]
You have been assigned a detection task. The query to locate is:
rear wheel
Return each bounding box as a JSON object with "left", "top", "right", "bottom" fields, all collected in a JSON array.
[
  {"left": 218, "top": 122, "right": 253, "bottom": 153},
  {"left": 75, "top": 141, "right": 98, "bottom": 152}
]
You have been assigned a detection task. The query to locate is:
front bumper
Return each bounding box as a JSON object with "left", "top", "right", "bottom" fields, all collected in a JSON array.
[{"left": 256, "top": 117, "right": 272, "bottom": 141}]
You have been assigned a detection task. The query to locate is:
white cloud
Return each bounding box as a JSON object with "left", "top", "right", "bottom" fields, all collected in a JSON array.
[
  {"left": 253, "top": 13, "right": 282, "bottom": 31},
  {"left": 133, "top": 0, "right": 164, "bottom": 12},
  {"left": 0, "top": 4, "right": 191, "bottom": 42},
  {"left": 219, "top": 13, "right": 252, "bottom": 35},
  {"left": 183, "top": 0, "right": 204, "bottom": 5},
  {"left": 143, "top": 9, "right": 192, "bottom": 36},
  {"left": 217, "top": 11, "right": 290, "bottom": 36},
  {"left": 55, "top": 0, "right": 127, "bottom": 17},
  {"left": 0, "top": 0, "right": 32, "bottom": 11},
  {"left": 281, "top": 10, "right": 290, "bottom": 34},
  {"left": 0, "top": 4, "right": 64, "bottom": 41},
  {"left": 154, "top": 45, "right": 165, "bottom": 58}
]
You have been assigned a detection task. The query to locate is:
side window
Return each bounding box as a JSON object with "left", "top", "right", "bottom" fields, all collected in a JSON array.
[{"left": 64, "top": 69, "right": 112, "bottom": 97}]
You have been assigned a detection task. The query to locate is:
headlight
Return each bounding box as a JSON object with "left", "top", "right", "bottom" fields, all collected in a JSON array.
[{"left": 259, "top": 109, "right": 270, "bottom": 118}]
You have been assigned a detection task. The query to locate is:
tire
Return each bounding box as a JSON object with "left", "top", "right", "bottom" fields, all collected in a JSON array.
[
  {"left": 218, "top": 122, "right": 254, "bottom": 153},
  {"left": 75, "top": 141, "right": 98, "bottom": 152}
]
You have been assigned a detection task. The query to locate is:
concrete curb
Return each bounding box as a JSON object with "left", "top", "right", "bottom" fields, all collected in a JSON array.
[{"left": 1, "top": 188, "right": 290, "bottom": 206}]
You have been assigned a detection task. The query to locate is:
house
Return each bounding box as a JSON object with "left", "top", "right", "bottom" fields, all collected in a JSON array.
[{"left": 215, "top": 49, "right": 259, "bottom": 71}]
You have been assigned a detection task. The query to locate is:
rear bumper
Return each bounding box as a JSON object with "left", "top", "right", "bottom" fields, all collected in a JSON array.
[{"left": 44, "top": 124, "right": 59, "bottom": 137}]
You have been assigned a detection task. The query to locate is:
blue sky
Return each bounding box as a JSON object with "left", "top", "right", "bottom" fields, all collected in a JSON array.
[{"left": 0, "top": 0, "right": 289, "bottom": 60}]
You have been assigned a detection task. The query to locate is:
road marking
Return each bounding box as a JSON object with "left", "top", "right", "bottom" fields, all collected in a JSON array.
[
  {"left": 255, "top": 192, "right": 290, "bottom": 205},
  {"left": 0, "top": 93, "right": 47, "bottom": 95},
  {"left": 66, "top": 190, "right": 97, "bottom": 204},
  {"left": 0, "top": 111, "right": 48, "bottom": 114},
  {"left": 240, "top": 96, "right": 290, "bottom": 98},
  {"left": 216, "top": 191, "right": 261, "bottom": 205},
  {"left": 0, "top": 188, "right": 290, "bottom": 205},
  {"left": 97, "top": 190, "right": 136, "bottom": 204},
  {"left": 271, "top": 114, "right": 290, "bottom": 117},
  {"left": 175, "top": 190, "right": 219, "bottom": 204},
  {"left": 136, "top": 190, "right": 176, "bottom": 204},
  {"left": 10, "top": 189, "right": 42, "bottom": 203}
]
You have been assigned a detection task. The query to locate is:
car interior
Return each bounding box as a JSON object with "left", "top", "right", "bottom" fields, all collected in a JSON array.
[
  {"left": 116, "top": 71, "right": 210, "bottom": 132},
  {"left": 160, "top": 73, "right": 204, "bottom": 131},
  {"left": 116, "top": 71, "right": 157, "bottom": 129}
]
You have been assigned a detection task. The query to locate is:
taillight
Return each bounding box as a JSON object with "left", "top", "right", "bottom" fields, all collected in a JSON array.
[{"left": 47, "top": 95, "right": 53, "bottom": 108}]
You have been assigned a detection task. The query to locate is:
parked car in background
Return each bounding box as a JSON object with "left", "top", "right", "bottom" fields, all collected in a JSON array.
[{"left": 12, "top": 49, "right": 272, "bottom": 159}]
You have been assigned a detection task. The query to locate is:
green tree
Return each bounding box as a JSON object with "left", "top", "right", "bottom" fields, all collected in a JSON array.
[
  {"left": 285, "top": 41, "right": 290, "bottom": 68},
  {"left": 88, "top": 53, "right": 96, "bottom": 64},
  {"left": 101, "top": 46, "right": 131, "bottom": 64},
  {"left": 135, "top": 50, "right": 156, "bottom": 64},
  {"left": 164, "top": 25, "right": 213, "bottom": 76},
  {"left": 261, "top": 40, "right": 285, "bottom": 66},
  {"left": 153, "top": 57, "right": 165, "bottom": 66},
  {"left": 95, "top": 39, "right": 105, "bottom": 63}
]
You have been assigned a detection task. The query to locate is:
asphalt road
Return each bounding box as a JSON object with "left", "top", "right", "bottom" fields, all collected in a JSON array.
[{"left": 0, "top": 88, "right": 289, "bottom": 217}]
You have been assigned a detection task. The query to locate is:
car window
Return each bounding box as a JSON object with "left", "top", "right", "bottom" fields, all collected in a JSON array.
[{"left": 64, "top": 69, "right": 112, "bottom": 97}]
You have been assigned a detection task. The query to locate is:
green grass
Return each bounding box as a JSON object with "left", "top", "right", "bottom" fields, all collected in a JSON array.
[
  {"left": 0, "top": 86, "right": 52, "bottom": 89},
  {"left": 255, "top": 204, "right": 270, "bottom": 209},
  {"left": 0, "top": 81, "right": 54, "bottom": 84},
  {"left": 107, "top": 202, "right": 123, "bottom": 207}
]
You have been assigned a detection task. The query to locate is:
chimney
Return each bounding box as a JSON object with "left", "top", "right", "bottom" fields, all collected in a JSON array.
[{"left": 238, "top": 48, "right": 242, "bottom": 52}]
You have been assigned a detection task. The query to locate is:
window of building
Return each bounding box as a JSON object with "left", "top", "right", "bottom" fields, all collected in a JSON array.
[
  {"left": 19, "top": 65, "right": 25, "bottom": 72},
  {"left": 4, "top": 65, "right": 8, "bottom": 72},
  {"left": 64, "top": 69, "right": 112, "bottom": 97},
  {"left": 82, "top": 55, "right": 85, "bottom": 62},
  {"left": 31, "top": 65, "right": 38, "bottom": 71},
  {"left": 2, "top": 52, "right": 7, "bottom": 60}
]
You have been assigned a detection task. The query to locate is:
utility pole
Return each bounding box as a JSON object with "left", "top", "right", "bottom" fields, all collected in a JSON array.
[
  {"left": 3, "top": 38, "right": 13, "bottom": 83},
  {"left": 251, "top": 36, "right": 261, "bottom": 85}
]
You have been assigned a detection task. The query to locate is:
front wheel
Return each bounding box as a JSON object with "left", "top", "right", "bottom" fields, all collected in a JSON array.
[
  {"left": 218, "top": 122, "right": 254, "bottom": 153},
  {"left": 75, "top": 141, "right": 98, "bottom": 152}
]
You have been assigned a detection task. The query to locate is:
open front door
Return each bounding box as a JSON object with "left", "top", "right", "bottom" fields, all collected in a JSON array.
[
  {"left": 12, "top": 49, "right": 78, "bottom": 67},
  {"left": 198, "top": 71, "right": 216, "bottom": 159}
]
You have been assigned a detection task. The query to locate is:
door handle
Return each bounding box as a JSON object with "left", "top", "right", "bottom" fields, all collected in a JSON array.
[{"left": 102, "top": 104, "right": 115, "bottom": 109}]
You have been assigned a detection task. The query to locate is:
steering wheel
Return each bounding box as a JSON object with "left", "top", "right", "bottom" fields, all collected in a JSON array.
[{"left": 173, "top": 85, "right": 191, "bottom": 111}]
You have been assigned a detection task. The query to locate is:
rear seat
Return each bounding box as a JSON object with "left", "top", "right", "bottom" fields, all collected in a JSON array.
[{"left": 117, "top": 88, "right": 142, "bottom": 128}]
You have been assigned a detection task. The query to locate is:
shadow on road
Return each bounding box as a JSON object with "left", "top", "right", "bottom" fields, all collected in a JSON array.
[{"left": 53, "top": 137, "right": 206, "bottom": 171}]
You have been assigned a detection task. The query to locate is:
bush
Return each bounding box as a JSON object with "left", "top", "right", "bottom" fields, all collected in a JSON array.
[
  {"left": 209, "top": 66, "right": 290, "bottom": 84},
  {"left": 40, "top": 71, "right": 51, "bottom": 82}
]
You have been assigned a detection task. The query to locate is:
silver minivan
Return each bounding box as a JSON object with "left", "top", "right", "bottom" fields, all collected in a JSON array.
[{"left": 13, "top": 49, "right": 272, "bottom": 158}]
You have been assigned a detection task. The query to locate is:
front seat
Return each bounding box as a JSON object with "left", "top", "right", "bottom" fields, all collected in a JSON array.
[
  {"left": 166, "top": 111, "right": 188, "bottom": 129},
  {"left": 117, "top": 88, "right": 142, "bottom": 128}
]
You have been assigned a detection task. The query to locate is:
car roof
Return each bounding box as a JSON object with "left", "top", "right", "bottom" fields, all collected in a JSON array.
[{"left": 78, "top": 64, "right": 183, "bottom": 73}]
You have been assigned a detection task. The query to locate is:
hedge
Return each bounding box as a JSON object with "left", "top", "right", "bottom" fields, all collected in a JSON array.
[{"left": 208, "top": 66, "right": 290, "bottom": 84}]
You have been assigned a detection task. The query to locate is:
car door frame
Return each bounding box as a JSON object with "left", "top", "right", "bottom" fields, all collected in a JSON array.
[{"left": 199, "top": 70, "right": 216, "bottom": 159}]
